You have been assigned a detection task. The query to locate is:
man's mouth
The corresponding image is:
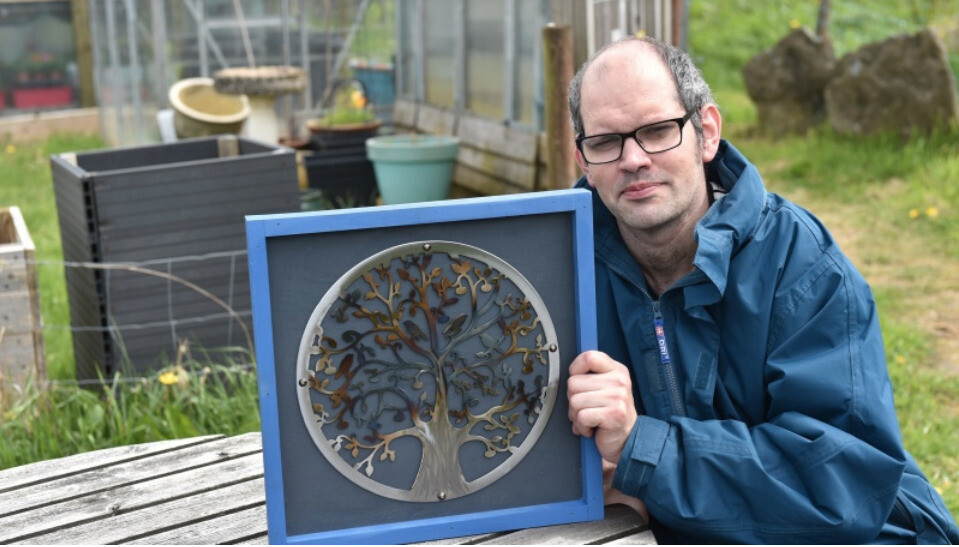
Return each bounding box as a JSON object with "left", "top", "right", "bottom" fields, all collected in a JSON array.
[{"left": 620, "top": 181, "right": 664, "bottom": 200}]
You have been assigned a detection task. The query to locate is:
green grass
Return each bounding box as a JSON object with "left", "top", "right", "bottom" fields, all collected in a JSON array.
[{"left": 0, "top": 360, "right": 260, "bottom": 469}]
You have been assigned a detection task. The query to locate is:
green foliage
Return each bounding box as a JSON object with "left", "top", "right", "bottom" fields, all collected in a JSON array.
[
  {"left": 0, "top": 361, "right": 260, "bottom": 470},
  {"left": 689, "top": 0, "right": 959, "bottom": 124},
  {"left": 316, "top": 104, "right": 378, "bottom": 126}
]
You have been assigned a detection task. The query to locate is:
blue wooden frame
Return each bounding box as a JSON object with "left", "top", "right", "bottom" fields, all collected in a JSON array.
[{"left": 246, "top": 189, "right": 602, "bottom": 544}]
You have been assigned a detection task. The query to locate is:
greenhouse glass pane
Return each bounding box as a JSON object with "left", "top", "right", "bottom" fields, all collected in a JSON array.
[
  {"left": 465, "top": 0, "right": 504, "bottom": 119},
  {"left": 424, "top": 0, "right": 455, "bottom": 109},
  {"left": 514, "top": 0, "right": 538, "bottom": 126}
]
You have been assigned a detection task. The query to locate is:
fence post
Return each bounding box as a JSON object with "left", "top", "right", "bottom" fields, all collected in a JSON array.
[{"left": 541, "top": 23, "right": 577, "bottom": 190}]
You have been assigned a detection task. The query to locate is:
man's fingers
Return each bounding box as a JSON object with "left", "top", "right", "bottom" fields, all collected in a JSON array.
[
  {"left": 569, "top": 392, "right": 634, "bottom": 429},
  {"left": 568, "top": 350, "right": 619, "bottom": 376}
]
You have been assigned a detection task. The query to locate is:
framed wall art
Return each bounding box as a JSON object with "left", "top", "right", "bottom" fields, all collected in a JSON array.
[{"left": 246, "top": 189, "right": 602, "bottom": 544}]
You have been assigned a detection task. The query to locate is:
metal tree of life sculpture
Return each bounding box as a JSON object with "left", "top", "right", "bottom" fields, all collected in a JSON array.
[{"left": 297, "top": 241, "right": 559, "bottom": 503}]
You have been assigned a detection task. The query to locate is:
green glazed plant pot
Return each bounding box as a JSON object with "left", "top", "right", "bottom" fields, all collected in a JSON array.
[{"left": 365, "top": 135, "right": 460, "bottom": 205}]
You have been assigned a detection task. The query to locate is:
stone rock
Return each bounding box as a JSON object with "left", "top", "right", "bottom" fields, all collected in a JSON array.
[
  {"left": 742, "top": 27, "right": 836, "bottom": 135},
  {"left": 825, "top": 28, "right": 959, "bottom": 137}
]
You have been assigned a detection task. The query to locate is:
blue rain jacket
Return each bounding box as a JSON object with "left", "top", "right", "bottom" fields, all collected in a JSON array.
[{"left": 577, "top": 140, "right": 958, "bottom": 543}]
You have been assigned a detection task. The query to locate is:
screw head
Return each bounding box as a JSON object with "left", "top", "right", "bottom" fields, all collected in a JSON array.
[
  {"left": 549, "top": 344, "right": 558, "bottom": 352},
  {"left": 298, "top": 377, "right": 308, "bottom": 387},
  {"left": 423, "top": 243, "right": 432, "bottom": 252},
  {"left": 437, "top": 491, "right": 447, "bottom": 500}
]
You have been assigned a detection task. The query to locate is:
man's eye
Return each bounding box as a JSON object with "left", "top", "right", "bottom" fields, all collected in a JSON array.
[
  {"left": 586, "top": 136, "right": 621, "bottom": 150},
  {"left": 638, "top": 124, "right": 672, "bottom": 139}
]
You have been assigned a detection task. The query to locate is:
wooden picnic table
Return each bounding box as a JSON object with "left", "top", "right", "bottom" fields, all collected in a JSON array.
[{"left": 0, "top": 432, "right": 656, "bottom": 545}]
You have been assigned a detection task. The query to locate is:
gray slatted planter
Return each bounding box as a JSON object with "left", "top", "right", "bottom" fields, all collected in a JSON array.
[{"left": 50, "top": 136, "right": 299, "bottom": 381}]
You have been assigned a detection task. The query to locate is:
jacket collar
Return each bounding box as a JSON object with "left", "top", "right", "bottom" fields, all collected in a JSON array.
[{"left": 576, "top": 139, "right": 767, "bottom": 302}]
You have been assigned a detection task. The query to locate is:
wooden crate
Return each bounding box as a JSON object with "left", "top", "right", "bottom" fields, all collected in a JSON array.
[{"left": 0, "top": 206, "right": 46, "bottom": 388}]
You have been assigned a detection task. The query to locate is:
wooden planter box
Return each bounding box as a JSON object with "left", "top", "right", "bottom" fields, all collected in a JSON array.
[
  {"left": 49, "top": 136, "right": 299, "bottom": 380},
  {"left": 0, "top": 206, "right": 46, "bottom": 388}
]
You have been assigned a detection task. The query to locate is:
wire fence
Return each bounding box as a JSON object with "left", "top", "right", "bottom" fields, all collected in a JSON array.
[{"left": 0, "top": 251, "right": 257, "bottom": 387}]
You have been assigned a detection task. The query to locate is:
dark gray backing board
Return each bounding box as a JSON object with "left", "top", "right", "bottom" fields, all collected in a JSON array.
[{"left": 263, "top": 212, "right": 584, "bottom": 536}]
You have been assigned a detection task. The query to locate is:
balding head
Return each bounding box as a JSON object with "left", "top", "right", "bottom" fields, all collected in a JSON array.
[{"left": 568, "top": 37, "right": 715, "bottom": 141}]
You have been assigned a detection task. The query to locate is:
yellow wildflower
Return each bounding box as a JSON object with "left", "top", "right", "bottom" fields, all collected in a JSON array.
[
  {"left": 894, "top": 355, "right": 906, "bottom": 365},
  {"left": 789, "top": 19, "right": 801, "bottom": 29},
  {"left": 350, "top": 89, "right": 367, "bottom": 109},
  {"left": 908, "top": 209, "right": 920, "bottom": 219},
  {"left": 159, "top": 365, "right": 189, "bottom": 387},
  {"left": 5, "top": 144, "right": 15, "bottom": 155},
  {"left": 925, "top": 206, "right": 939, "bottom": 219},
  {"left": 159, "top": 371, "right": 179, "bottom": 385}
]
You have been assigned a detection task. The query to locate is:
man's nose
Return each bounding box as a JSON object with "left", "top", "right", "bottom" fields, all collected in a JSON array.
[{"left": 619, "top": 135, "right": 652, "bottom": 169}]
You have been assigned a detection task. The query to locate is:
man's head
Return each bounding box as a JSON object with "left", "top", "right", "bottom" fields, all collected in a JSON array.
[
  {"left": 568, "top": 37, "right": 722, "bottom": 238},
  {"left": 568, "top": 37, "right": 715, "bottom": 145}
]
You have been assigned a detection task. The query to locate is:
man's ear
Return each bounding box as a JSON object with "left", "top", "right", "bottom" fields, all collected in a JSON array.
[
  {"left": 699, "top": 104, "right": 722, "bottom": 163},
  {"left": 574, "top": 147, "right": 593, "bottom": 187}
]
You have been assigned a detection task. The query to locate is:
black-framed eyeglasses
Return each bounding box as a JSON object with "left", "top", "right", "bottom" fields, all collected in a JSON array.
[{"left": 576, "top": 111, "right": 693, "bottom": 165}]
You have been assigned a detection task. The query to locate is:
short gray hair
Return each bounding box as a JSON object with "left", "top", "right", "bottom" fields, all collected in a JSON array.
[{"left": 568, "top": 36, "right": 715, "bottom": 141}]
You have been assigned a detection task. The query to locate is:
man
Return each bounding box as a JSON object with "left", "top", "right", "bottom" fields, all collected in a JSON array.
[{"left": 565, "top": 36, "right": 959, "bottom": 544}]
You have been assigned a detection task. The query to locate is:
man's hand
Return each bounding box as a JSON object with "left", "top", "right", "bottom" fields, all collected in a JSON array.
[{"left": 567, "top": 350, "right": 638, "bottom": 465}]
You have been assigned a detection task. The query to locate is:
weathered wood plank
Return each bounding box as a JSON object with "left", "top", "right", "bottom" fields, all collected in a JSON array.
[
  {"left": 0, "top": 207, "right": 43, "bottom": 386},
  {"left": 476, "top": 505, "right": 647, "bottom": 545},
  {"left": 456, "top": 115, "right": 539, "bottom": 163},
  {"left": 417, "top": 105, "right": 457, "bottom": 135},
  {"left": 419, "top": 532, "right": 507, "bottom": 545},
  {"left": 456, "top": 145, "right": 536, "bottom": 189},
  {"left": 129, "top": 503, "right": 267, "bottom": 545},
  {"left": 0, "top": 435, "right": 224, "bottom": 493},
  {"left": 452, "top": 164, "right": 528, "bottom": 197},
  {"left": 0, "top": 251, "right": 30, "bottom": 287},
  {"left": 239, "top": 532, "right": 270, "bottom": 544},
  {"left": 0, "top": 452, "right": 263, "bottom": 543},
  {"left": 537, "top": 167, "right": 580, "bottom": 191},
  {"left": 27, "top": 478, "right": 265, "bottom": 544},
  {"left": 393, "top": 99, "right": 419, "bottom": 129},
  {"left": 0, "top": 433, "right": 260, "bottom": 517},
  {"left": 0, "top": 290, "right": 35, "bottom": 325}
]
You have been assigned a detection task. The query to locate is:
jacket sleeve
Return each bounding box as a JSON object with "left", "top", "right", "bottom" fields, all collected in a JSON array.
[{"left": 613, "top": 247, "right": 908, "bottom": 543}]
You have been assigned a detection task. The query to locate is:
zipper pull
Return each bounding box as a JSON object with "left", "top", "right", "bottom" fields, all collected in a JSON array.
[{"left": 652, "top": 301, "right": 671, "bottom": 367}]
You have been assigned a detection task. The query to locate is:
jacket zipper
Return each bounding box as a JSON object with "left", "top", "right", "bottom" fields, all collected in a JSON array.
[
  {"left": 653, "top": 300, "right": 687, "bottom": 417},
  {"left": 600, "top": 257, "right": 688, "bottom": 417}
]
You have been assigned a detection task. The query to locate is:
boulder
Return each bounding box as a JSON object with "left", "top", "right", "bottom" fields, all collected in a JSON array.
[
  {"left": 742, "top": 27, "right": 836, "bottom": 135},
  {"left": 824, "top": 28, "right": 959, "bottom": 137}
]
